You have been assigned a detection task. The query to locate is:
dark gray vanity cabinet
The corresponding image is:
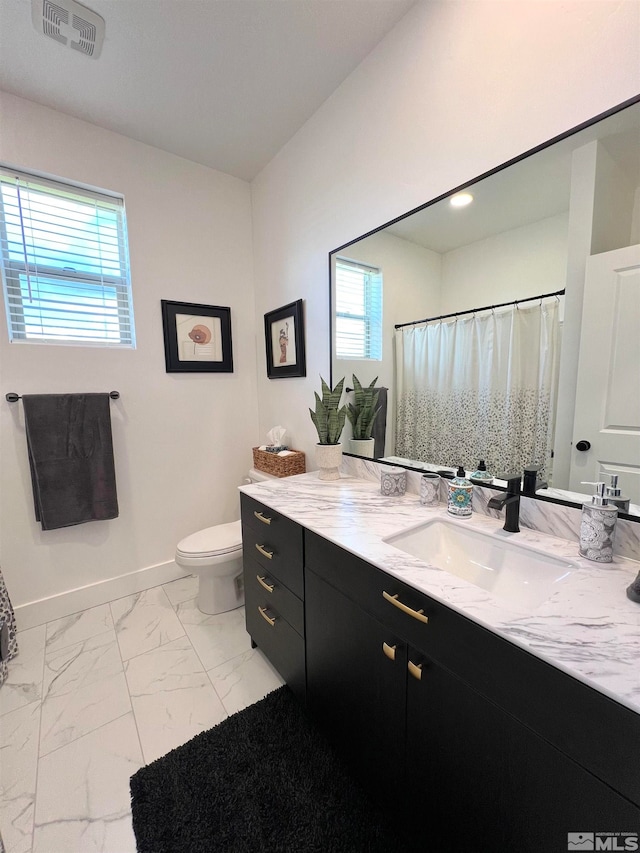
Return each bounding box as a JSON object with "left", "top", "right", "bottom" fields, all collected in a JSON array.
[
  {"left": 240, "top": 494, "right": 305, "bottom": 700},
  {"left": 305, "top": 530, "right": 640, "bottom": 853}
]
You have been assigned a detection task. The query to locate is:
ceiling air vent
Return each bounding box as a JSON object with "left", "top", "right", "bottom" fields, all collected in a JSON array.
[{"left": 31, "top": 0, "right": 105, "bottom": 59}]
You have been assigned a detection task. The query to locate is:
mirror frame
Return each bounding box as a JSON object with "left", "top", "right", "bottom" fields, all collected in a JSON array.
[{"left": 328, "top": 92, "right": 640, "bottom": 523}]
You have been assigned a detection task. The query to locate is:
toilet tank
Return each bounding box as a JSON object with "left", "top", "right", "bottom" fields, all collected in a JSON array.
[{"left": 247, "top": 468, "right": 277, "bottom": 483}]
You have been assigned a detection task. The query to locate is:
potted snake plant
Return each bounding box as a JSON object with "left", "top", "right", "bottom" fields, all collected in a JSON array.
[
  {"left": 346, "top": 375, "right": 381, "bottom": 459},
  {"left": 309, "top": 376, "right": 347, "bottom": 480}
]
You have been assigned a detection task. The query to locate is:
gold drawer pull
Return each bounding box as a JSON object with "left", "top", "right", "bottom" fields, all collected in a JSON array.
[
  {"left": 254, "top": 510, "right": 272, "bottom": 525},
  {"left": 256, "top": 574, "right": 274, "bottom": 593},
  {"left": 258, "top": 606, "right": 276, "bottom": 627},
  {"left": 408, "top": 660, "right": 423, "bottom": 681},
  {"left": 382, "top": 642, "right": 397, "bottom": 661},
  {"left": 255, "top": 543, "right": 274, "bottom": 560},
  {"left": 382, "top": 591, "right": 429, "bottom": 624}
]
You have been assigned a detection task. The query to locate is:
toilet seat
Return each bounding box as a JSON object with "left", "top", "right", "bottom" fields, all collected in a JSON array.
[{"left": 176, "top": 520, "right": 242, "bottom": 559}]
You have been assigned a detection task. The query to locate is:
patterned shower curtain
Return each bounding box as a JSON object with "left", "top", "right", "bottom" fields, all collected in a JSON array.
[
  {"left": 394, "top": 300, "right": 561, "bottom": 478},
  {"left": 0, "top": 565, "right": 18, "bottom": 689}
]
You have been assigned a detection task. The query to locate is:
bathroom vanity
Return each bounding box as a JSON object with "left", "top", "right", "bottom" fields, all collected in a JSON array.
[{"left": 239, "top": 474, "right": 640, "bottom": 852}]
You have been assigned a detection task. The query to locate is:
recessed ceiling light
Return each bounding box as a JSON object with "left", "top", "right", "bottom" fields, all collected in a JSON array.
[{"left": 450, "top": 193, "right": 474, "bottom": 208}]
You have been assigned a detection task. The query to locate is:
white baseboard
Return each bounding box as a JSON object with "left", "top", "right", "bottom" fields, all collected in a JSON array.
[{"left": 14, "top": 560, "right": 189, "bottom": 631}]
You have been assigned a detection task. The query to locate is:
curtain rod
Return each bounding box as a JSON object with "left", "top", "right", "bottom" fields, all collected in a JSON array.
[
  {"left": 345, "top": 385, "right": 388, "bottom": 394},
  {"left": 5, "top": 391, "right": 120, "bottom": 403},
  {"left": 394, "top": 289, "right": 565, "bottom": 330}
]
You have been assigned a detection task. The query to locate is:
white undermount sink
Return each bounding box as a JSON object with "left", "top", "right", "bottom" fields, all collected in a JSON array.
[{"left": 385, "top": 519, "right": 577, "bottom": 609}]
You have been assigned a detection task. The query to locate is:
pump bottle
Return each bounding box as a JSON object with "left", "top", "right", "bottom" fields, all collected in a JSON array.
[
  {"left": 604, "top": 474, "right": 630, "bottom": 513},
  {"left": 579, "top": 482, "right": 618, "bottom": 563},
  {"left": 447, "top": 465, "right": 473, "bottom": 518}
]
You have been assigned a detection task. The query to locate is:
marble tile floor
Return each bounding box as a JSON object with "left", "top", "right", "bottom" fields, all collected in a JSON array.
[{"left": 0, "top": 576, "right": 284, "bottom": 853}]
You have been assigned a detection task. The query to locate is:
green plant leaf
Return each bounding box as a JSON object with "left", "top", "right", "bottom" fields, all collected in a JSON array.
[
  {"left": 310, "top": 376, "right": 346, "bottom": 444},
  {"left": 348, "top": 375, "right": 382, "bottom": 439},
  {"left": 334, "top": 406, "right": 347, "bottom": 444}
]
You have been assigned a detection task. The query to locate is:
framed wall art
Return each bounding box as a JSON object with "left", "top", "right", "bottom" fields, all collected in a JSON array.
[
  {"left": 264, "top": 299, "right": 306, "bottom": 379},
  {"left": 161, "top": 300, "right": 233, "bottom": 373}
]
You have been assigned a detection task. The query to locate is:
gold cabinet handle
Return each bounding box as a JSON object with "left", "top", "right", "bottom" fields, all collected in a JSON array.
[
  {"left": 408, "top": 660, "right": 423, "bottom": 681},
  {"left": 258, "top": 606, "right": 276, "bottom": 627},
  {"left": 254, "top": 510, "right": 272, "bottom": 525},
  {"left": 382, "top": 642, "right": 397, "bottom": 661},
  {"left": 256, "top": 574, "right": 274, "bottom": 593},
  {"left": 255, "top": 543, "right": 274, "bottom": 560},
  {"left": 382, "top": 591, "right": 429, "bottom": 624}
]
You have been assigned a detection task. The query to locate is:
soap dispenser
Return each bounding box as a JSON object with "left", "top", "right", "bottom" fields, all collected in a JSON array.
[
  {"left": 447, "top": 465, "right": 473, "bottom": 518},
  {"left": 470, "top": 460, "right": 493, "bottom": 484},
  {"left": 604, "top": 474, "right": 630, "bottom": 513},
  {"left": 579, "top": 482, "right": 618, "bottom": 563}
]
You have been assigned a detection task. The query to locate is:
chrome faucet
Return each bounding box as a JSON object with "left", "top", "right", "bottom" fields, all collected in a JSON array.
[{"left": 487, "top": 474, "right": 522, "bottom": 533}]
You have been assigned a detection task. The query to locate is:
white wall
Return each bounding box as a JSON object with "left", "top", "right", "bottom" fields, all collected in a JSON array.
[
  {"left": 251, "top": 0, "right": 640, "bottom": 465},
  {"left": 440, "top": 213, "right": 569, "bottom": 314},
  {"left": 0, "top": 92, "right": 258, "bottom": 623},
  {"left": 592, "top": 140, "right": 639, "bottom": 255}
]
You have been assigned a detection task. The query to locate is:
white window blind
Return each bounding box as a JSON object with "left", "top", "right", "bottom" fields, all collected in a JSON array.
[
  {"left": 335, "top": 257, "right": 382, "bottom": 360},
  {"left": 0, "top": 167, "right": 135, "bottom": 346}
]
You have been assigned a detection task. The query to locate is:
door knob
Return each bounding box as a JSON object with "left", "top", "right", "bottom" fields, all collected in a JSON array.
[{"left": 576, "top": 440, "right": 591, "bottom": 452}]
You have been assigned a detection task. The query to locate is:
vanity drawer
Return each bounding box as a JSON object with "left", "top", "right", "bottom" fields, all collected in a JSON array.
[
  {"left": 241, "top": 517, "right": 303, "bottom": 599},
  {"left": 241, "top": 494, "right": 302, "bottom": 544},
  {"left": 245, "top": 573, "right": 305, "bottom": 700},
  {"left": 241, "top": 495, "right": 304, "bottom": 597},
  {"left": 305, "top": 529, "right": 640, "bottom": 806},
  {"left": 305, "top": 529, "right": 435, "bottom": 642},
  {"left": 243, "top": 553, "right": 304, "bottom": 637}
]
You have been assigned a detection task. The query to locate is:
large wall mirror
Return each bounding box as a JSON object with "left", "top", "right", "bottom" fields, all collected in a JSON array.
[{"left": 330, "top": 96, "right": 640, "bottom": 520}]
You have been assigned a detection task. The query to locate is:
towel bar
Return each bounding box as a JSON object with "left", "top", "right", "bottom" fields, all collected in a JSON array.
[{"left": 5, "top": 391, "right": 120, "bottom": 403}]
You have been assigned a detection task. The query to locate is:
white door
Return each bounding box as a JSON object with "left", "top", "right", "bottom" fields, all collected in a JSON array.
[{"left": 569, "top": 244, "right": 640, "bottom": 504}]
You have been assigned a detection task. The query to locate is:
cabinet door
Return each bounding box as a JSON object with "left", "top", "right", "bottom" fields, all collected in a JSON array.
[
  {"left": 305, "top": 568, "right": 407, "bottom": 803},
  {"left": 406, "top": 652, "right": 640, "bottom": 853}
]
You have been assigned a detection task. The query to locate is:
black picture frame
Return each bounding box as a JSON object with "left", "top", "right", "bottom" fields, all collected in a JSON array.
[
  {"left": 264, "top": 299, "right": 306, "bottom": 379},
  {"left": 161, "top": 300, "right": 233, "bottom": 373}
]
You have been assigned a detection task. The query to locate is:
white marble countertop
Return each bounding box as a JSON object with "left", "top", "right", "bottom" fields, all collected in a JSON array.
[{"left": 240, "top": 472, "right": 640, "bottom": 716}]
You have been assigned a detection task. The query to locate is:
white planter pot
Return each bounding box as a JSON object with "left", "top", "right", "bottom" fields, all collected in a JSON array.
[
  {"left": 315, "top": 443, "right": 343, "bottom": 481},
  {"left": 349, "top": 438, "right": 375, "bottom": 459}
]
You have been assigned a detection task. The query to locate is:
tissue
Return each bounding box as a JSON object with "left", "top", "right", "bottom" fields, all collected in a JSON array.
[{"left": 261, "top": 426, "right": 288, "bottom": 453}]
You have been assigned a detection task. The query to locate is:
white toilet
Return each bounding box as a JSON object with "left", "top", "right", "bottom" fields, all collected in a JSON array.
[{"left": 175, "top": 468, "right": 275, "bottom": 615}]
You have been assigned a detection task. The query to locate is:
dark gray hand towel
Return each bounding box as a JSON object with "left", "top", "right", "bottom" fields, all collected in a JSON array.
[
  {"left": 372, "top": 387, "right": 388, "bottom": 458},
  {"left": 22, "top": 394, "right": 119, "bottom": 530}
]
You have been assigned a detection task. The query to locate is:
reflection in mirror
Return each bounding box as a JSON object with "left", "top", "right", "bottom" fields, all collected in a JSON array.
[{"left": 331, "top": 97, "right": 640, "bottom": 518}]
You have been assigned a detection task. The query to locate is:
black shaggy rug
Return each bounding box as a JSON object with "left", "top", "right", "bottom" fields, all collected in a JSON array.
[{"left": 130, "top": 686, "right": 418, "bottom": 853}]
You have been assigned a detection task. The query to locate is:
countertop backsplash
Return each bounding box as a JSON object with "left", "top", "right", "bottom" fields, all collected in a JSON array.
[{"left": 341, "top": 456, "right": 640, "bottom": 563}]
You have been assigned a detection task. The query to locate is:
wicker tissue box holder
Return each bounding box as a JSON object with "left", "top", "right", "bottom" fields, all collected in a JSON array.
[{"left": 252, "top": 447, "right": 306, "bottom": 478}]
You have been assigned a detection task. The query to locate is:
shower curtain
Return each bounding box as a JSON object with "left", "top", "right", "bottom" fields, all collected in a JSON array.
[
  {"left": 0, "top": 566, "right": 18, "bottom": 689},
  {"left": 394, "top": 300, "right": 561, "bottom": 478}
]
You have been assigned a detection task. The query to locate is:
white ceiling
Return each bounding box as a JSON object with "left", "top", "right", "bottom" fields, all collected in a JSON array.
[{"left": 0, "top": 0, "right": 416, "bottom": 181}]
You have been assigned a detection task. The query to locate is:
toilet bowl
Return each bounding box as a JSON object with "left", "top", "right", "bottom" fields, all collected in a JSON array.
[{"left": 175, "top": 468, "right": 276, "bottom": 615}]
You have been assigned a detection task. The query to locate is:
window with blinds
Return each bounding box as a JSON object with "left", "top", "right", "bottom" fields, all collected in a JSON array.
[
  {"left": 0, "top": 167, "right": 135, "bottom": 346},
  {"left": 335, "top": 258, "right": 382, "bottom": 360}
]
